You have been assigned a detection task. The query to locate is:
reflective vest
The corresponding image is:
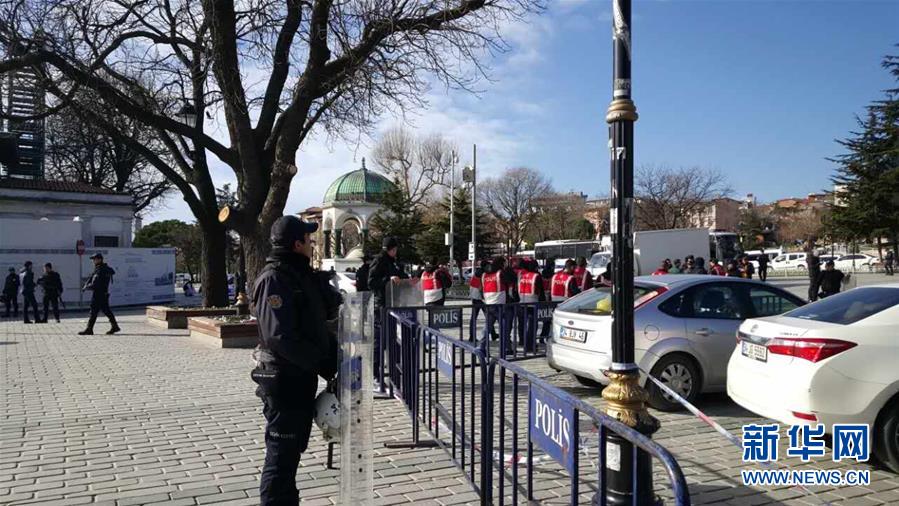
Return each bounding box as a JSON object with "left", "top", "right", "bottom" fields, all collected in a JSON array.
[
  {"left": 517, "top": 271, "right": 539, "bottom": 303},
  {"left": 421, "top": 271, "right": 443, "bottom": 304},
  {"left": 469, "top": 275, "right": 482, "bottom": 301},
  {"left": 482, "top": 272, "right": 506, "bottom": 305},
  {"left": 574, "top": 267, "right": 591, "bottom": 291},
  {"left": 551, "top": 272, "right": 575, "bottom": 301}
]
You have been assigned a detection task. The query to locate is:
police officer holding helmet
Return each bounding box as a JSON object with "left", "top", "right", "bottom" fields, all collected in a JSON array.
[{"left": 251, "top": 215, "right": 340, "bottom": 505}]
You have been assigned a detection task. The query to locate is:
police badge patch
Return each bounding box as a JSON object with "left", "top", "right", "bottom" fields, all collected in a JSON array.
[{"left": 267, "top": 294, "right": 283, "bottom": 309}]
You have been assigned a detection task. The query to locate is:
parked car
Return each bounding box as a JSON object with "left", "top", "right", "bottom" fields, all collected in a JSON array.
[
  {"left": 331, "top": 272, "right": 357, "bottom": 294},
  {"left": 770, "top": 252, "right": 808, "bottom": 270},
  {"left": 727, "top": 285, "right": 899, "bottom": 472},
  {"left": 835, "top": 253, "right": 878, "bottom": 271},
  {"left": 546, "top": 275, "right": 804, "bottom": 411}
]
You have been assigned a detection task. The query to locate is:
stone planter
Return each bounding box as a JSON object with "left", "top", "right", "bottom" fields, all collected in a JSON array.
[
  {"left": 146, "top": 306, "right": 238, "bottom": 329},
  {"left": 188, "top": 316, "right": 258, "bottom": 349}
]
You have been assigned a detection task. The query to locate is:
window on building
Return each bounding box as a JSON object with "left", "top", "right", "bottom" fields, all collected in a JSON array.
[{"left": 94, "top": 236, "right": 119, "bottom": 247}]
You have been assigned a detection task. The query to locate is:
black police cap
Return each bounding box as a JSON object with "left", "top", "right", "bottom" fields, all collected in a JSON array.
[{"left": 270, "top": 215, "right": 319, "bottom": 247}]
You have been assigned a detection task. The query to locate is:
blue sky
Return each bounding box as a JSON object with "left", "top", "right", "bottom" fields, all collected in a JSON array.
[{"left": 147, "top": 0, "right": 899, "bottom": 222}]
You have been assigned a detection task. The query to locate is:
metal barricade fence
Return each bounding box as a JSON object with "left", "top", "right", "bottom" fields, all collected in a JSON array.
[
  {"left": 382, "top": 310, "right": 690, "bottom": 505},
  {"left": 487, "top": 358, "right": 690, "bottom": 505}
]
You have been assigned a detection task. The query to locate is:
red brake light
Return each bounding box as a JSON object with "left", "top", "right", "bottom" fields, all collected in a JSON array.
[
  {"left": 635, "top": 286, "right": 668, "bottom": 309},
  {"left": 767, "top": 338, "right": 857, "bottom": 363},
  {"left": 792, "top": 411, "right": 818, "bottom": 422}
]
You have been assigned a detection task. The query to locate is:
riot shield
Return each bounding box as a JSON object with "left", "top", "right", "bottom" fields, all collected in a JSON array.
[
  {"left": 388, "top": 277, "right": 423, "bottom": 308},
  {"left": 338, "top": 292, "right": 374, "bottom": 505}
]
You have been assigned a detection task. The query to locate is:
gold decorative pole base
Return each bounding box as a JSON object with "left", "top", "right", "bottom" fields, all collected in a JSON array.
[{"left": 602, "top": 369, "right": 659, "bottom": 433}]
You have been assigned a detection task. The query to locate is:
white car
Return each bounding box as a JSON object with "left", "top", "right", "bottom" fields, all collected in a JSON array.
[
  {"left": 770, "top": 252, "right": 808, "bottom": 270},
  {"left": 331, "top": 272, "right": 357, "bottom": 294},
  {"left": 835, "top": 253, "right": 878, "bottom": 271},
  {"left": 727, "top": 284, "right": 899, "bottom": 471}
]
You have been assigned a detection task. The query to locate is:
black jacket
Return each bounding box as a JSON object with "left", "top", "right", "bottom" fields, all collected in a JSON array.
[
  {"left": 84, "top": 264, "right": 115, "bottom": 295},
  {"left": 39, "top": 271, "right": 63, "bottom": 298},
  {"left": 355, "top": 263, "right": 371, "bottom": 292},
  {"left": 3, "top": 273, "right": 18, "bottom": 296},
  {"left": 253, "top": 250, "right": 339, "bottom": 378},
  {"left": 818, "top": 269, "right": 845, "bottom": 294},
  {"left": 21, "top": 270, "right": 36, "bottom": 296},
  {"left": 368, "top": 251, "right": 408, "bottom": 306}
]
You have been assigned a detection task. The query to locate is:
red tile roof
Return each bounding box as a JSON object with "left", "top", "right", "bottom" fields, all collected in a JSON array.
[{"left": 0, "top": 178, "right": 126, "bottom": 195}]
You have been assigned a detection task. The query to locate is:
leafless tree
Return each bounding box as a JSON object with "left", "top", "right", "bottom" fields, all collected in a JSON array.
[
  {"left": 479, "top": 167, "right": 552, "bottom": 254},
  {"left": 776, "top": 208, "right": 827, "bottom": 247},
  {"left": 373, "top": 126, "right": 456, "bottom": 207},
  {"left": 0, "top": 0, "right": 543, "bottom": 304},
  {"left": 634, "top": 165, "right": 732, "bottom": 230},
  {"left": 527, "top": 191, "right": 591, "bottom": 243},
  {"left": 46, "top": 98, "right": 171, "bottom": 216}
]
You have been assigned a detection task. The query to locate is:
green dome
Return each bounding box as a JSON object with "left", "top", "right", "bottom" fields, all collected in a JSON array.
[{"left": 323, "top": 166, "right": 395, "bottom": 205}]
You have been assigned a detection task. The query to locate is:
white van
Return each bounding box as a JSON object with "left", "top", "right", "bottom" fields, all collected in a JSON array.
[{"left": 770, "top": 252, "right": 807, "bottom": 270}]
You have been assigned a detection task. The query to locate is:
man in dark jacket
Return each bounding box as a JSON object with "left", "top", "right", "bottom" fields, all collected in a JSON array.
[
  {"left": 818, "top": 261, "right": 846, "bottom": 298},
  {"left": 807, "top": 249, "right": 821, "bottom": 302},
  {"left": 251, "top": 216, "right": 340, "bottom": 506},
  {"left": 757, "top": 253, "right": 769, "bottom": 281},
  {"left": 368, "top": 237, "right": 408, "bottom": 383},
  {"left": 21, "top": 261, "right": 40, "bottom": 324},
  {"left": 38, "top": 263, "right": 64, "bottom": 323},
  {"left": 354, "top": 255, "right": 372, "bottom": 292},
  {"left": 3, "top": 267, "right": 19, "bottom": 317},
  {"left": 78, "top": 254, "right": 120, "bottom": 335}
]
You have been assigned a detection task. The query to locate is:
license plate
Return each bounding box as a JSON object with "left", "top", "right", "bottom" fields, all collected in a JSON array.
[
  {"left": 559, "top": 326, "right": 587, "bottom": 342},
  {"left": 742, "top": 341, "right": 767, "bottom": 362}
]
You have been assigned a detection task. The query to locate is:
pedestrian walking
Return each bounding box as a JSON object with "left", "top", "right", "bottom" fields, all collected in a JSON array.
[
  {"left": 708, "top": 258, "right": 726, "bottom": 276},
  {"left": 3, "top": 267, "right": 19, "bottom": 317},
  {"left": 807, "top": 249, "right": 821, "bottom": 302},
  {"left": 21, "top": 261, "right": 40, "bottom": 324},
  {"left": 249, "top": 216, "right": 340, "bottom": 506},
  {"left": 885, "top": 250, "right": 895, "bottom": 276},
  {"left": 757, "top": 253, "right": 769, "bottom": 281},
  {"left": 482, "top": 256, "right": 515, "bottom": 345},
  {"left": 469, "top": 261, "right": 485, "bottom": 326},
  {"left": 38, "top": 263, "right": 63, "bottom": 323},
  {"left": 516, "top": 259, "right": 544, "bottom": 351},
  {"left": 78, "top": 253, "right": 120, "bottom": 335},
  {"left": 539, "top": 258, "right": 556, "bottom": 338},
  {"left": 817, "top": 261, "right": 846, "bottom": 298}
]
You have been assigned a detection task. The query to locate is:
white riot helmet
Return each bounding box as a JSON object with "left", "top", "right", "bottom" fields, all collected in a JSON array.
[{"left": 313, "top": 381, "right": 341, "bottom": 441}]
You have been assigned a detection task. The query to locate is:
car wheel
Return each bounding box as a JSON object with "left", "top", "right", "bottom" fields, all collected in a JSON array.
[
  {"left": 574, "top": 375, "right": 603, "bottom": 388},
  {"left": 797, "top": 264, "right": 806, "bottom": 271},
  {"left": 874, "top": 401, "right": 899, "bottom": 473},
  {"left": 648, "top": 354, "right": 700, "bottom": 412}
]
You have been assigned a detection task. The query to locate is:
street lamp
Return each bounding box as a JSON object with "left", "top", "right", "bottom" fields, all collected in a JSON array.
[
  {"left": 601, "top": 0, "right": 660, "bottom": 505},
  {"left": 176, "top": 101, "right": 199, "bottom": 127}
]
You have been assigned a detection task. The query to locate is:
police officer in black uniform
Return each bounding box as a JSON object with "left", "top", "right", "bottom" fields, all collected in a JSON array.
[
  {"left": 38, "top": 262, "right": 64, "bottom": 323},
  {"left": 21, "top": 261, "right": 40, "bottom": 324},
  {"left": 251, "top": 216, "right": 340, "bottom": 506},
  {"left": 79, "top": 253, "right": 120, "bottom": 335},
  {"left": 3, "top": 267, "right": 19, "bottom": 318}
]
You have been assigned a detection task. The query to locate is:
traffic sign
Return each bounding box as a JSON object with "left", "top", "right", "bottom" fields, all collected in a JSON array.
[{"left": 76, "top": 240, "right": 85, "bottom": 256}]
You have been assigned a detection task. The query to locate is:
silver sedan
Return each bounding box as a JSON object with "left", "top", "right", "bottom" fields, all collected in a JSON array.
[{"left": 546, "top": 275, "right": 805, "bottom": 411}]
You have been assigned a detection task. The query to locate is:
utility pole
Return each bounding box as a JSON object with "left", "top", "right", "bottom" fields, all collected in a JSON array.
[
  {"left": 601, "top": 0, "right": 660, "bottom": 504},
  {"left": 471, "top": 145, "right": 477, "bottom": 269},
  {"left": 449, "top": 151, "right": 456, "bottom": 277}
]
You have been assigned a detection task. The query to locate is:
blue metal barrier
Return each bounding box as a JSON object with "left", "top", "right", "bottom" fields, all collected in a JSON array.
[
  {"left": 487, "top": 358, "right": 691, "bottom": 505},
  {"left": 383, "top": 310, "right": 691, "bottom": 505}
]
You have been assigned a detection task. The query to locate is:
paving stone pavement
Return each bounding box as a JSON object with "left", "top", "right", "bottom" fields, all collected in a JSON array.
[{"left": 0, "top": 310, "right": 475, "bottom": 506}]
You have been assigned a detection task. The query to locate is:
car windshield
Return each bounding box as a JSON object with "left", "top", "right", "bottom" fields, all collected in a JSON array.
[
  {"left": 558, "top": 284, "right": 661, "bottom": 315},
  {"left": 783, "top": 287, "right": 899, "bottom": 325},
  {"left": 343, "top": 273, "right": 356, "bottom": 280}
]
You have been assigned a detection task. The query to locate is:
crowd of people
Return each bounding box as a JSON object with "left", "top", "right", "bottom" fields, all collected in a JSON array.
[{"left": 650, "top": 255, "right": 765, "bottom": 279}]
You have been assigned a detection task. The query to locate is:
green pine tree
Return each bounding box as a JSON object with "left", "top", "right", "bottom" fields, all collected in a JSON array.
[
  {"left": 417, "top": 187, "right": 495, "bottom": 268},
  {"left": 366, "top": 183, "right": 426, "bottom": 265}
]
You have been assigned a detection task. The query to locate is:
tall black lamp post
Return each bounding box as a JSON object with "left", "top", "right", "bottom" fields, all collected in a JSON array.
[{"left": 601, "top": 0, "right": 660, "bottom": 504}]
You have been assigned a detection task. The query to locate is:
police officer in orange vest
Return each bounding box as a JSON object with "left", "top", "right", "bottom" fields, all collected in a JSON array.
[
  {"left": 420, "top": 260, "right": 446, "bottom": 306},
  {"left": 469, "top": 260, "right": 485, "bottom": 330},
  {"left": 516, "top": 259, "right": 544, "bottom": 352},
  {"left": 550, "top": 259, "right": 580, "bottom": 302},
  {"left": 481, "top": 256, "right": 515, "bottom": 345},
  {"left": 573, "top": 257, "right": 593, "bottom": 292}
]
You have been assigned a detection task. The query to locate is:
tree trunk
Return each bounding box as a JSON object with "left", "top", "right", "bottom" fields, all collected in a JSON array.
[
  {"left": 242, "top": 227, "right": 270, "bottom": 296},
  {"left": 199, "top": 220, "right": 229, "bottom": 307}
]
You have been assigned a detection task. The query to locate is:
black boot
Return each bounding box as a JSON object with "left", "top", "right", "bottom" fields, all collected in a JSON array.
[
  {"left": 78, "top": 329, "right": 93, "bottom": 335},
  {"left": 106, "top": 325, "right": 121, "bottom": 335}
]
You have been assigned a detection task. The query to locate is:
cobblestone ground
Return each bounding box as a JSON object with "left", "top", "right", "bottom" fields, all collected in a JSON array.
[{"left": 0, "top": 310, "right": 476, "bottom": 506}]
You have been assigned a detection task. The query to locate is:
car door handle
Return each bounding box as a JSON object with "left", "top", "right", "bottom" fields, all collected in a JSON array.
[{"left": 694, "top": 328, "right": 713, "bottom": 336}]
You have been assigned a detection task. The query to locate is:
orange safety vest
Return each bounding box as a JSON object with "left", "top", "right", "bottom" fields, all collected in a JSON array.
[
  {"left": 517, "top": 271, "right": 539, "bottom": 303},
  {"left": 421, "top": 271, "right": 443, "bottom": 304},
  {"left": 551, "top": 272, "right": 575, "bottom": 301},
  {"left": 482, "top": 272, "right": 506, "bottom": 305},
  {"left": 469, "top": 275, "right": 482, "bottom": 300},
  {"left": 573, "top": 267, "right": 591, "bottom": 291}
]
